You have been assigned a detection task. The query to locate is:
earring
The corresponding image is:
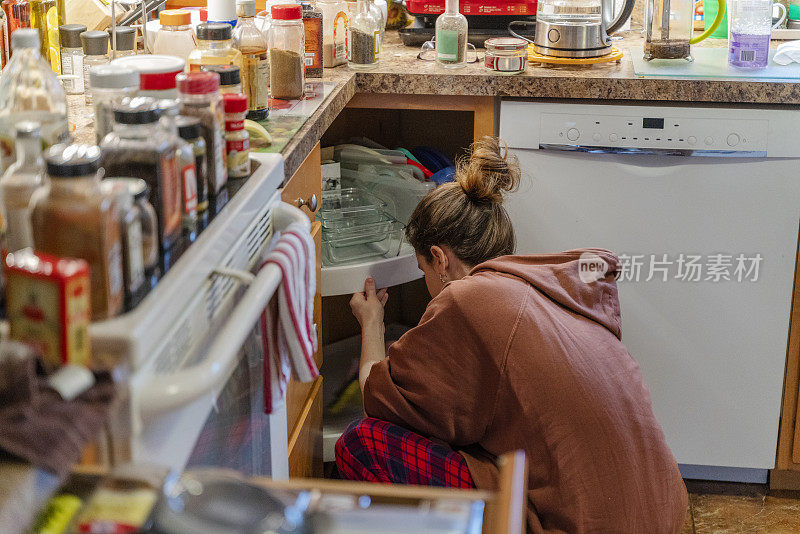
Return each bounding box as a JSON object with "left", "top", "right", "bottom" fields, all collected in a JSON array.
[{"left": 439, "top": 274, "right": 448, "bottom": 283}]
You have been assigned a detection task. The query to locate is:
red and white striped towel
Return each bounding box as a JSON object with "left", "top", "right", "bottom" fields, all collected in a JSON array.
[{"left": 260, "top": 222, "right": 319, "bottom": 414}]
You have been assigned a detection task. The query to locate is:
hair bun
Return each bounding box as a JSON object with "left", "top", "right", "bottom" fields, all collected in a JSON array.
[{"left": 456, "top": 136, "right": 520, "bottom": 204}]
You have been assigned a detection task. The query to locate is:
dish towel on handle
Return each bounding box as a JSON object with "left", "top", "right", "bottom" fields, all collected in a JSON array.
[{"left": 260, "top": 222, "right": 318, "bottom": 414}]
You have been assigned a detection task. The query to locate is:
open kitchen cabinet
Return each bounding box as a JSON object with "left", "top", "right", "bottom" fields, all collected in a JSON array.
[{"left": 314, "top": 95, "right": 497, "bottom": 468}]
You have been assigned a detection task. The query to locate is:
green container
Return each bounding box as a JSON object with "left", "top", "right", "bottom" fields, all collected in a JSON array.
[{"left": 703, "top": 0, "right": 729, "bottom": 38}]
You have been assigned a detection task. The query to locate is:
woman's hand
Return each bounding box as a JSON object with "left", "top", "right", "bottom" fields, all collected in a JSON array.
[{"left": 350, "top": 278, "right": 389, "bottom": 328}]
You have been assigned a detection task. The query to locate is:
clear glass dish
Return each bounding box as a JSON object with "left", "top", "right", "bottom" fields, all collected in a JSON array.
[
  {"left": 320, "top": 187, "right": 387, "bottom": 214},
  {"left": 322, "top": 215, "right": 403, "bottom": 265}
]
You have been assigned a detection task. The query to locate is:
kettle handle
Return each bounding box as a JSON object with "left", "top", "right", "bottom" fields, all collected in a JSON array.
[{"left": 605, "top": 0, "right": 637, "bottom": 36}]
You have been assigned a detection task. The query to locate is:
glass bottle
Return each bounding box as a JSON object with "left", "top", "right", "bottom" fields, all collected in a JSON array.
[
  {"left": 107, "top": 177, "right": 158, "bottom": 289},
  {"left": 233, "top": 0, "right": 270, "bottom": 120},
  {"left": 89, "top": 64, "right": 139, "bottom": 144},
  {"left": 31, "top": 143, "right": 125, "bottom": 320},
  {"left": 101, "top": 97, "right": 183, "bottom": 273},
  {"left": 0, "top": 29, "right": 68, "bottom": 172},
  {"left": 1, "top": 121, "right": 44, "bottom": 252},
  {"left": 435, "top": 0, "right": 467, "bottom": 68},
  {"left": 728, "top": 0, "right": 773, "bottom": 69},
  {"left": 367, "top": 0, "right": 384, "bottom": 38},
  {"left": 2, "top": 1, "right": 31, "bottom": 53},
  {"left": 153, "top": 9, "right": 197, "bottom": 62},
  {"left": 109, "top": 26, "right": 136, "bottom": 59},
  {"left": 347, "top": 0, "right": 380, "bottom": 70},
  {"left": 0, "top": 8, "right": 8, "bottom": 67},
  {"left": 175, "top": 115, "right": 208, "bottom": 228},
  {"left": 81, "top": 30, "right": 109, "bottom": 105},
  {"left": 268, "top": 4, "right": 305, "bottom": 99},
  {"left": 30, "top": 0, "right": 64, "bottom": 72},
  {"left": 187, "top": 22, "right": 243, "bottom": 72},
  {"left": 59, "top": 24, "right": 86, "bottom": 94},
  {"left": 316, "top": 0, "right": 348, "bottom": 67}
]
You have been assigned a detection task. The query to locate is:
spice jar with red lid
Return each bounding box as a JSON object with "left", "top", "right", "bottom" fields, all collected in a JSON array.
[{"left": 222, "top": 92, "right": 250, "bottom": 179}]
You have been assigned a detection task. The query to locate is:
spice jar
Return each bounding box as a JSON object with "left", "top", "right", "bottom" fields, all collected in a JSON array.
[
  {"left": 435, "top": 0, "right": 467, "bottom": 68},
  {"left": 269, "top": 4, "right": 305, "bottom": 100},
  {"left": 101, "top": 178, "right": 147, "bottom": 310},
  {"left": 81, "top": 30, "right": 110, "bottom": 104},
  {"left": 484, "top": 37, "right": 527, "bottom": 74},
  {"left": 101, "top": 97, "right": 183, "bottom": 272},
  {"left": 175, "top": 115, "right": 209, "bottom": 227},
  {"left": 153, "top": 10, "right": 197, "bottom": 62},
  {"left": 120, "top": 178, "right": 159, "bottom": 287},
  {"left": 176, "top": 71, "right": 229, "bottom": 214},
  {"left": 90, "top": 64, "right": 139, "bottom": 144},
  {"left": 348, "top": 0, "right": 380, "bottom": 70},
  {"left": 202, "top": 64, "right": 242, "bottom": 94},
  {"left": 317, "top": 0, "right": 348, "bottom": 67},
  {"left": 31, "top": 143, "right": 125, "bottom": 320},
  {"left": 187, "top": 22, "right": 244, "bottom": 73},
  {"left": 233, "top": 0, "right": 270, "bottom": 120},
  {"left": 109, "top": 26, "right": 137, "bottom": 59},
  {"left": 112, "top": 54, "right": 186, "bottom": 100},
  {"left": 1, "top": 121, "right": 45, "bottom": 253},
  {"left": 223, "top": 93, "right": 250, "bottom": 179},
  {"left": 59, "top": 24, "right": 87, "bottom": 94},
  {"left": 301, "top": 2, "right": 323, "bottom": 78}
]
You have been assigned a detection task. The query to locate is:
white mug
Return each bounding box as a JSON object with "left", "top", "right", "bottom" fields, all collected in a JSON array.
[{"left": 773, "top": 2, "right": 788, "bottom": 29}]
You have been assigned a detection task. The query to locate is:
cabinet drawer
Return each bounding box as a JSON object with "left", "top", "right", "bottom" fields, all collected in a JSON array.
[{"left": 288, "top": 375, "right": 324, "bottom": 478}]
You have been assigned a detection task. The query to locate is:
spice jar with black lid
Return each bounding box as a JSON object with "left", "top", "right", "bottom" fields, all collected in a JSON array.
[
  {"left": 202, "top": 64, "right": 243, "bottom": 94},
  {"left": 101, "top": 97, "right": 183, "bottom": 273},
  {"left": 31, "top": 143, "right": 125, "bottom": 320},
  {"left": 175, "top": 115, "right": 209, "bottom": 229},
  {"left": 268, "top": 4, "right": 305, "bottom": 100}
]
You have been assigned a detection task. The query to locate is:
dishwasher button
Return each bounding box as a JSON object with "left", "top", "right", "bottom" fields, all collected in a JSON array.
[
  {"left": 704, "top": 136, "right": 714, "bottom": 146},
  {"left": 726, "top": 133, "right": 741, "bottom": 147},
  {"left": 567, "top": 128, "right": 580, "bottom": 142},
  {"left": 609, "top": 133, "right": 619, "bottom": 142},
  {"left": 687, "top": 136, "right": 697, "bottom": 145},
  {"left": 592, "top": 133, "right": 602, "bottom": 142}
]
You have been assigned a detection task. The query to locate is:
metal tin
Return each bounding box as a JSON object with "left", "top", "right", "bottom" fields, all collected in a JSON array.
[{"left": 484, "top": 37, "right": 528, "bottom": 73}]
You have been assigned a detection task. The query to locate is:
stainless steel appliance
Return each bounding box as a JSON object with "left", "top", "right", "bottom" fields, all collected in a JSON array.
[{"left": 533, "top": 0, "right": 635, "bottom": 57}]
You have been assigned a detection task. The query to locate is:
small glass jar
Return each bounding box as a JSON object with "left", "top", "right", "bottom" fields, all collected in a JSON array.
[
  {"left": 347, "top": 0, "right": 380, "bottom": 70},
  {"left": 435, "top": 0, "right": 467, "bottom": 68},
  {"left": 175, "top": 115, "right": 209, "bottom": 227},
  {"left": 112, "top": 54, "right": 186, "bottom": 100},
  {"left": 59, "top": 23, "right": 86, "bottom": 94},
  {"left": 484, "top": 37, "right": 528, "bottom": 74},
  {"left": 81, "top": 30, "right": 110, "bottom": 104},
  {"left": 268, "top": 4, "right": 305, "bottom": 100},
  {"left": 109, "top": 26, "right": 136, "bottom": 59},
  {"left": 187, "top": 22, "right": 243, "bottom": 73},
  {"left": 202, "top": 64, "right": 242, "bottom": 94},
  {"left": 124, "top": 178, "right": 159, "bottom": 287},
  {"left": 89, "top": 64, "right": 139, "bottom": 144},
  {"left": 222, "top": 93, "right": 250, "bottom": 179},
  {"left": 153, "top": 9, "right": 197, "bottom": 62}
]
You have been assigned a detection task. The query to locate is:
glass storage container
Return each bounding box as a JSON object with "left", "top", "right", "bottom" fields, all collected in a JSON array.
[
  {"left": 153, "top": 10, "right": 196, "bottom": 62},
  {"left": 484, "top": 37, "right": 527, "bottom": 74},
  {"left": 268, "top": 4, "right": 305, "bottom": 100},
  {"left": 347, "top": 0, "right": 380, "bottom": 70}
]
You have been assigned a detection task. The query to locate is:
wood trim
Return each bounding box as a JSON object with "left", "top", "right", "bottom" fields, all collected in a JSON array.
[
  {"left": 281, "top": 142, "right": 322, "bottom": 222},
  {"left": 287, "top": 376, "right": 323, "bottom": 454},
  {"left": 770, "top": 468, "right": 800, "bottom": 490}
]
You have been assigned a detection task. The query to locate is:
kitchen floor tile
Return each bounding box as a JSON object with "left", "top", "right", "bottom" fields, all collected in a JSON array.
[{"left": 690, "top": 493, "right": 800, "bottom": 533}]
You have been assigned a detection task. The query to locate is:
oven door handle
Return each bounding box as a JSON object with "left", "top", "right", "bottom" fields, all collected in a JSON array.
[{"left": 136, "top": 200, "right": 310, "bottom": 417}]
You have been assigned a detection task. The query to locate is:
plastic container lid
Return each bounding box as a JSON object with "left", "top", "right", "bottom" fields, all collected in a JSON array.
[
  {"left": 81, "top": 30, "right": 109, "bottom": 55},
  {"left": 59, "top": 24, "right": 87, "bottom": 49},
  {"left": 112, "top": 55, "right": 186, "bottom": 91},
  {"left": 15, "top": 121, "right": 41, "bottom": 138},
  {"left": 484, "top": 37, "right": 528, "bottom": 51},
  {"left": 113, "top": 97, "right": 160, "bottom": 125},
  {"left": 196, "top": 22, "right": 232, "bottom": 40},
  {"left": 160, "top": 9, "right": 192, "bottom": 26},
  {"left": 175, "top": 116, "right": 202, "bottom": 140},
  {"left": 202, "top": 65, "right": 241, "bottom": 86},
  {"left": 11, "top": 29, "right": 39, "bottom": 50},
  {"left": 89, "top": 64, "right": 139, "bottom": 90},
  {"left": 109, "top": 26, "right": 136, "bottom": 51},
  {"left": 45, "top": 144, "right": 102, "bottom": 178},
  {"left": 271, "top": 4, "right": 303, "bottom": 20},
  {"left": 223, "top": 93, "right": 248, "bottom": 113},
  {"left": 199, "top": 7, "right": 208, "bottom": 21},
  {"left": 176, "top": 71, "right": 220, "bottom": 95}
]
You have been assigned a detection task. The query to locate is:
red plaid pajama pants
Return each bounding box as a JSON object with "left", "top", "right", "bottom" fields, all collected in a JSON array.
[{"left": 335, "top": 417, "right": 475, "bottom": 489}]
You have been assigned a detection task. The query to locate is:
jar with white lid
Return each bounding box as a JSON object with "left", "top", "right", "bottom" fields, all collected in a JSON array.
[
  {"left": 111, "top": 54, "right": 186, "bottom": 99},
  {"left": 484, "top": 37, "right": 528, "bottom": 74},
  {"left": 90, "top": 64, "right": 140, "bottom": 144}
]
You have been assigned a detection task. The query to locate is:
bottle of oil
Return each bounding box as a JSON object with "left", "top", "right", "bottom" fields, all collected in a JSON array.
[
  {"left": 233, "top": 0, "right": 269, "bottom": 120},
  {"left": 30, "top": 0, "right": 64, "bottom": 73},
  {"left": 187, "top": 22, "right": 243, "bottom": 72}
]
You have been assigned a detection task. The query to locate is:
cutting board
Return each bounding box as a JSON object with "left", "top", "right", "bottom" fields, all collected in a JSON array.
[
  {"left": 66, "top": 0, "right": 128, "bottom": 31},
  {"left": 631, "top": 46, "right": 800, "bottom": 80}
]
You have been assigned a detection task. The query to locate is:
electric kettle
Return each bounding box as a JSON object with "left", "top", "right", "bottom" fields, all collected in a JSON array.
[{"left": 533, "top": 0, "right": 636, "bottom": 58}]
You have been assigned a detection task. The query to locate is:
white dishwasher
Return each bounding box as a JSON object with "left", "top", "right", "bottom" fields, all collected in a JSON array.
[{"left": 500, "top": 101, "right": 800, "bottom": 483}]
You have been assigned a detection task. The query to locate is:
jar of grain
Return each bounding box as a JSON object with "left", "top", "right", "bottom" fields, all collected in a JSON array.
[{"left": 268, "top": 4, "right": 305, "bottom": 100}]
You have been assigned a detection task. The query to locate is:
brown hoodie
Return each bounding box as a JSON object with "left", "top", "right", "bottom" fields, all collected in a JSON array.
[{"left": 364, "top": 249, "right": 688, "bottom": 533}]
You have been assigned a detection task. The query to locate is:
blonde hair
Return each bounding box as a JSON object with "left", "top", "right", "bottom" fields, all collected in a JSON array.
[{"left": 406, "top": 136, "right": 521, "bottom": 266}]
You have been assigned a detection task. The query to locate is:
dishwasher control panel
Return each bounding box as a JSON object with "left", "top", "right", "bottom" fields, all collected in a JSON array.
[{"left": 539, "top": 111, "right": 770, "bottom": 154}]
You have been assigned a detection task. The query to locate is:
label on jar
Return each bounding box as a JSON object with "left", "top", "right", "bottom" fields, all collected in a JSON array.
[
  {"left": 61, "top": 53, "right": 84, "bottom": 93},
  {"left": 125, "top": 218, "right": 145, "bottom": 294},
  {"left": 226, "top": 137, "right": 250, "bottom": 178},
  {"left": 243, "top": 53, "right": 270, "bottom": 111},
  {"left": 334, "top": 11, "right": 348, "bottom": 62},
  {"left": 304, "top": 17, "right": 323, "bottom": 69},
  {"left": 225, "top": 119, "right": 245, "bottom": 131},
  {"left": 728, "top": 32, "right": 770, "bottom": 68},
  {"left": 159, "top": 152, "right": 182, "bottom": 244},
  {"left": 374, "top": 30, "right": 380, "bottom": 60},
  {"left": 436, "top": 30, "right": 460, "bottom": 61},
  {"left": 484, "top": 54, "right": 526, "bottom": 72},
  {"left": 182, "top": 163, "right": 198, "bottom": 214}
]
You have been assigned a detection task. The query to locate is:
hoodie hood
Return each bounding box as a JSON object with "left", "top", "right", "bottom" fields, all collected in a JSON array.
[{"left": 471, "top": 248, "right": 623, "bottom": 339}]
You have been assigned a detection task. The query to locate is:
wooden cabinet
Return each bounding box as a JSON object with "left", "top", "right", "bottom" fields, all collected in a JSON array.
[{"left": 281, "top": 142, "right": 324, "bottom": 478}]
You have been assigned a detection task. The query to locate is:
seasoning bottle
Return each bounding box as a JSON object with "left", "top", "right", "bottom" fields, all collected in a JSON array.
[
  {"left": 1, "top": 121, "right": 44, "bottom": 252},
  {"left": 222, "top": 93, "right": 250, "bottom": 179},
  {"left": 112, "top": 54, "right": 185, "bottom": 100},
  {"left": 89, "top": 64, "right": 139, "bottom": 144},
  {"left": 101, "top": 178, "right": 147, "bottom": 310},
  {"left": 269, "top": 4, "right": 305, "bottom": 100},
  {"left": 156, "top": 99, "right": 198, "bottom": 239},
  {"left": 31, "top": 143, "right": 124, "bottom": 320},
  {"left": 0, "top": 30, "right": 69, "bottom": 171},
  {"left": 301, "top": 2, "right": 323, "bottom": 78},
  {"left": 233, "top": 0, "right": 270, "bottom": 120},
  {"left": 108, "top": 26, "right": 136, "bottom": 59},
  {"left": 187, "top": 22, "right": 243, "bottom": 73},
  {"left": 30, "top": 0, "right": 65, "bottom": 72},
  {"left": 348, "top": 0, "right": 380, "bottom": 70},
  {"left": 81, "top": 30, "right": 110, "bottom": 104},
  {"left": 2, "top": 1, "right": 31, "bottom": 47},
  {"left": 317, "top": 0, "right": 348, "bottom": 67},
  {"left": 175, "top": 115, "right": 209, "bottom": 227},
  {"left": 101, "top": 97, "right": 183, "bottom": 272},
  {"left": 152, "top": 10, "right": 197, "bottom": 62},
  {"left": 176, "top": 71, "right": 228, "bottom": 214},
  {"left": 117, "top": 177, "right": 159, "bottom": 288},
  {"left": 202, "top": 64, "right": 242, "bottom": 93},
  {"left": 435, "top": 0, "right": 467, "bottom": 68},
  {"left": 59, "top": 24, "right": 86, "bottom": 95}
]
